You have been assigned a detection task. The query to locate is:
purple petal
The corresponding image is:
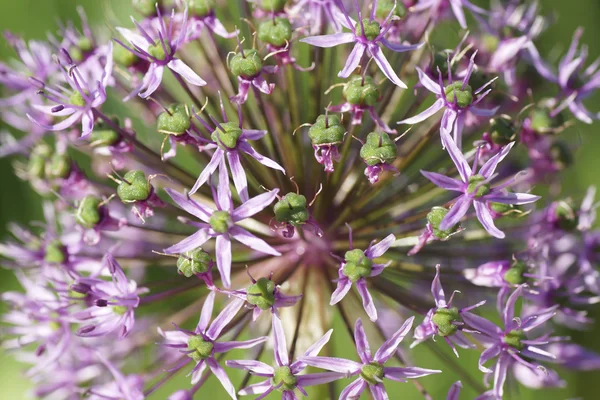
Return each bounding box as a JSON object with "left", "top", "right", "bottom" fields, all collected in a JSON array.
[
  {"left": 215, "top": 235, "right": 232, "bottom": 288},
  {"left": 238, "top": 142, "right": 285, "bottom": 172},
  {"left": 493, "top": 353, "right": 510, "bottom": 398},
  {"left": 483, "top": 192, "right": 540, "bottom": 205},
  {"left": 299, "top": 356, "right": 361, "bottom": 374},
  {"left": 272, "top": 315, "right": 289, "bottom": 366},
  {"left": 416, "top": 67, "right": 443, "bottom": 95},
  {"left": 206, "top": 295, "right": 244, "bottom": 340},
  {"left": 139, "top": 64, "right": 164, "bottom": 99},
  {"left": 421, "top": 170, "right": 464, "bottom": 192},
  {"left": 232, "top": 190, "right": 279, "bottom": 221},
  {"left": 374, "top": 316, "right": 414, "bottom": 363},
  {"left": 167, "top": 59, "right": 206, "bottom": 86},
  {"left": 296, "top": 372, "right": 346, "bottom": 387},
  {"left": 365, "top": 234, "right": 395, "bottom": 259},
  {"left": 216, "top": 155, "right": 232, "bottom": 212},
  {"left": 503, "top": 285, "right": 524, "bottom": 327},
  {"left": 490, "top": 37, "right": 529, "bottom": 70},
  {"left": 190, "top": 149, "right": 224, "bottom": 195},
  {"left": 80, "top": 111, "right": 94, "bottom": 138},
  {"left": 384, "top": 366, "right": 441, "bottom": 380},
  {"left": 225, "top": 359, "right": 274, "bottom": 375},
  {"left": 354, "top": 319, "right": 372, "bottom": 363},
  {"left": 478, "top": 344, "right": 501, "bottom": 373},
  {"left": 206, "top": 358, "right": 236, "bottom": 400},
  {"left": 441, "top": 128, "right": 471, "bottom": 180},
  {"left": 381, "top": 38, "right": 424, "bottom": 53},
  {"left": 300, "top": 32, "right": 355, "bottom": 48},
  {"left": 226, "top": 151, "right": 249, "bottom": 202},
  {"left": 470, "top": 106, "right": 499, "bottom": 118},
  {"left": 27, "top": 111, "right": 81, "bottom": 132},
  {"left": 370, "top": 45, "right": 407, "bottom": 88},
  {"left": 479, "top": 142, "right": 514, "bottom": 179},
  {"left": 164, "top": 229, "right": 210, "bottom": 254},
  {"left": 398, "top": 98, "right": 445, "bottom": 125},
  {"left": 446, "top": 381, "right": 462, "bottom": 400},
  {"left": 356, "top": 279, "right": 377, "bottom": 321},
  {"left": 474, "top": 201, "right": 505, "bottom": 239},
  {"left": 369, "top": 383, "right": 389, "bottom": 400},
  {"left": 198, "top": 291, "right": 216, "bottom": 333},
  {"left": 302, "top": 329, "right": 333, "bottom": 358},
  {"left": 439, "top": 195, "right": 471, "bottom": 231},
  {"left": 330, "top": 278, "right": 351, "bottom": 306},
  {"left": 339, "top": 43, "right": 366, "bottom": 78},
  {"left": 165, "top": 188, "right": 212, "bottom": 222},
  {"left": 449, "top": 0, "right": 467, "bottom": 28},
  {"left": 190, "top": 359, "right": 207, "bottom": 384},
  {"left": 339, "top": 378, "right": 367, "bottom": 400},
  {"left": 238, "top": 379, "right": 272, "bottom": 396},
  {"left": 214, "top": 336, "right": 267, "bottom": 352},
  {"left": 230, "top": 226, "right": 281, "bottom": 256},
  {"left": 462, "top": 312, "right": 502, "bottom": 337},
  {"left": 432, "top": 265, "right": 447, "bottom": 307}
]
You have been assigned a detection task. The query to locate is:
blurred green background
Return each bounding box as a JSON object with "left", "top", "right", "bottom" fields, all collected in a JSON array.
[{"left": 1, "top": 0, "right": 600, "bottom": 398}]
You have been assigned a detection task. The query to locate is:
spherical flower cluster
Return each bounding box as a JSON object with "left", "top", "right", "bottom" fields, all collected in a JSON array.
[{"left": 1, "top": 0, "right": 600, "bottom": 399}]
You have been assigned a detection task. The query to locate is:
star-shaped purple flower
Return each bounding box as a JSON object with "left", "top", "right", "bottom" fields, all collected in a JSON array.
[
  {"left": 300, "top": 0, "right": 423, "bottom": 88},
  {"left": 421, "top": 131, "right": 540, "bottom": 238},
  {"left": 299, "top": 317, "right": 441, "bottom": 399},
  {"left": 160, "top": 291, "right": 267, "bottom": 399},
  {"left": 226, "top": 316, "right": 344, "bottom": 399},
  {"left": 164, "top": 178, "right": 281, "bottom": 288},
  {"left": 330, "top": 229, "right": 396, "bottom": 321},
  {"left": 410, "top": 0, "right": 487, "bottom": 29}
]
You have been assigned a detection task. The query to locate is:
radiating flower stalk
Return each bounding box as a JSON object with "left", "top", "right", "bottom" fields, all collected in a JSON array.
[{"left": 2, "top": 0, "right": 600, "bottom": 399}]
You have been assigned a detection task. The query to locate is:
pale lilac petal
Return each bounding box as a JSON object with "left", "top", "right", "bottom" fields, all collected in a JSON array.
[
  {"left": 432, "top": 265, "right": 446, "bottom": 307},
  {"left": 479, "top": 142, "right": 514, "bottom": 179},
  {"left": 214, "top": 337, "right": 267, "bottom": 352},
  {"left": 490, "top": 37, "right": 530, "bottom": 70},
  {"left": 474, "top": 201, "right": 505, "bottom": 239},
  {"left": 370, "top": 45, "right": 407, "bottom": 88},
  {"left": 139, "top": 64, "right": 164, "bottom": 98},
  {"left": 296, "top": 372, "right": 345, "bottom": 387},
  {"left": 27, "top": 111, "right": 81, "bottom": 132},
  {"left": 462, "top": 312, "right": 502, "bottom": 337},
  {"left": 478, "top": 344, "right": 501, "bottom": 373},
  {"left": 354, "top": 319, "right": 372, "bottom": 363},
  {"left": 416, "top": 67, "right": 443, "bottom": 95},
  {"left": 356, "top": 279, "right": 377, "bottom": 321},
  {"left": 190, "top": 360, "right": 207, "bottom": 384},
  {"left": 215, "top": 235, "right": 232, "bottom": 288},
  {"left": 225, "top": 360, "right": 274, "bottom": 375},
  {"left": 216, "top": 155, "right": 232, "bottom": 212},
  {"left": 439, "top": 195, "right": 471, "bottom": 231},
  {"left": 421, "top": 170, "right": 464, "bottom": 192},
  {"left": 339, "top": 378, "right": 367, "bottom": 400},
  {"left": 230, "top": 226, "right": 281, "bottom": 256},
  {"left": 238, "top": 142, "right": 285, "bottom": 172},
  {"left": 300, "top": 32, "right": 355, "bottom": 48},
  {"left": 299, "top": 356, "right": 361, "bottom": 374},
  {"left": 449, "top": 0, "right": 467, "bottom": 28},
  {"left": 525, "top": 42, "right": 556, "bottom": 82},
  {"left": 272, "top": 316, "right": 289, "bottom": 366},
  {"left": 190, "top": 149, "right": 224, "bottom": 195},
  {"left": 441, "top": 129, "right": 471, "bottom": 180},
  {"left": 493, "top": 353, "right": 510, "bottom": 398},
  {"left": 116, "top": 27, "right": 149, "bottom": 51},
  {"left": 397, "top": 98, "right": 444, "bottom": 125},
  {"left": 206, "top": 358, "right": 236, "bottom": 400},
  {"left": 301, "top": 329, "right": 333, "bottom": 358},
  {"left": 197, "top": 291, "right": 216, "bottom": 333},
  {"left": 384, "top": 366, "right": 441, "bottom": 380},
  {"left": 238, "top": 380, "right": 272, "bottom": 395},
  {"left": 165, "top": 188, "right": 212, "bottom": 222},
  {"left": 164, "top": 229, "right": 210, "bottom": 254},
  {"left": 241, "top": 129, "right": 267, "bottom": 140},
  {"left": 569, "top": 101, "right": 595, "bottom": 124},
  {"left": 503, "top": 285, "right": 524, "bottom": 327},
  {"left": 206, "top": 295, "right": 244, "bottom": 340},
  {"left": 167, "top": 59, "right": 206, "bottom": 86},
  {"left": 470, "top": 106, "right": 500, "bottom": 118},
  {"left": 232, "top": 190, "right": 279, "bottom": 221},
  {"left": 365, "top": 234, "right": 395, "bottom": 259},
  {"left": 32, "top": 104, "right": 76, "bottom": 117},
  {"left": 483, "top": 192, "right": 540, "bottom": 205},
  {"left": 339, "top": 43, "right": 366, "bottom": 78},
  {"left": 330, "top": 278, "right": 352, "bottom": 305},
  {"left": 446, "top": 381, "right": 462, "bottom": 400},
  {"left": 369, "top": 383, "right": 389, "bottom": 400},
  {"left": 380, "top": 38, "right": 424, "bottom": 53},
  {"left": 374, "top": 316, "right": 414, "bottom": 363},
  {"left": 227, "top": 151, "right": 249, "bottom": 202}
]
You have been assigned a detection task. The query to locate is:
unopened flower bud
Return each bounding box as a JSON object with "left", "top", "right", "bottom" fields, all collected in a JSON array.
[
  {"left": 467, "top": 175, "right": 491, "bottom": 198},
  {"left": 444, "top": 82, "right": 473, "bottom": 108},
  {"left": 157, "top": 104, "right": 191, "bottom": 136},
  {"left": 360, "top": 132, "right": 397, "bottom": 166},
  {"left": 503, "top": 329, "right": 526, "bottom": 350},
  {"left": 187, "top": 335, "right": 214, "bottom": 361},
  {"left": 113, "top": 44, "right": 138, "bottom": 68},
  {"left": 503, "top": 260, "right": 527, "bottom": 285},
  {"left": 44, "top": 240, "right": 66, "bottom": 264},
  {"left": 431, "top": 307, "right": 460, "bottom": 336},
  {"left": 90, "top": 127, "right": 120, "bottom": 147},
  {"left": 117, "top": 170, "right": 152, "bottom": 203}
]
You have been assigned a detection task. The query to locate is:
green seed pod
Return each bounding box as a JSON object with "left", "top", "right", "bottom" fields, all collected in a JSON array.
[
  {"left": 549, "top": 141, "right": 572, "bottom": 170},
  {"left": 489, "top": 201, "right": 524, "bottom": 219},
  {"left": 261, "top": 0, "right": 287, "bottom": 12},
  {"left": 148, "top": 41, "right": 172, "bottom": 61},
  {"left": 75, "top": 195, "right": 103, "bottom": 229},
  {"left": 117, "top": 170, "right": 152, "bottom": 202},
  {"left": 273, "top": 193, "right": 309, "bottom": 226},
  {"left": 308, "top": 114, "right": 345, "bottom": 145},
  {"left": 113, "top": 44, "right": 138, "bottom": 68},
  {"left": 355, "top": 19, "right": 381, "bottom": 41},
  {"left": 427, "top": 206, "right": 460, "bottom": 240},
  {"left": 503, "top": 329, "right": 526, "bottom": 350},
  {"left": 209, "top": 210, "right": 231, "bottom": 233},
  {"left": 360, "top": 132, "right": 397, "bottom": 166},
  {"left": 272, "top": 366, "right": 297, "bottom": 391},
  {"left": 490, "top": 116, "right": 517, "bottom": 145},
  {"left": 211, "top": 122, "right": 243, "bottom": 150},
  {"left": 431, "top": 306, "right": 460, "bottom": 336},
  {"left": 177, "top": 248, "right": 212, "bottom": 277},
  {"left": 78, "top": 37, "right": 93, "bottom": 53},
  {"left": 89, "top": 127, "right": 120, "bottom": 147},
  {"left": 69, "top": 47, "right": 84, "bottom": 63},
  {"left": 343, "top": 76, "right": 380, "bottom": 106},
  {"left": 467, "top": 174, "right": 491, "bottom": 198},
  {"left": 360, "top": 362, "right": 384, "bottom": 385},
  {"left": 444, "top": 81, "right": 473, "bottom": 108},
  {"left": 258, "top": 18, "right": 293, "bottom": 47},
  {"left": 230, "top": 49, "right": 263, "bottom": 79},
  {"left": 157, "top": 104, "right": 191, "bottom": 136},
  {"left": 28, "top": 155, "right": 46, "bottom": 179},
  {"left": 503, "top": 260, "right": 527, "bottom": 285},
  {"left": 44, "top": 240, "right": 66, "bottom": 264},
  {"left": 187, "top": 335, "right": 214, "bottom": 361},
  {"left": 188, "top": 0, "right": 214, "bottom": 17},
  {"left": 342, "top": 249, "right": 372, "bottom": 282},
  {"left": 246, "top": 277, "right": 276, "bottom": 310},
  {"left": 69, "top": 91, "right": 86, "bottom": 107},
  {"left": 375, "top": 0, "right": 406, "bottom": 19},
  {"left": 553, "top": 200, "right": 578, "bottom": 231},
  {"left": 529, "top": 107, "right": 565, "bottom": 133},
  {"left": 45, "top": 153, "right": 72, "bottom": 180}
]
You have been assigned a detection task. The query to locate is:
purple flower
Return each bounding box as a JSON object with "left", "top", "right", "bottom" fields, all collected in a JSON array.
[
  {"left": 226, "top": 316, "right": 343, "bottom": 399},
  {"left": 88, "top": 354, "right": 144, "bottom": 400},
  {"left": 160, "top": 291, "right": 266, "bottom": 399},
  {"left": 412, "top": 265, "right": 485, "bottom": 356},
  {"left": 462, "top": 285, "right": 559, "bottom": 399},
  {"left": 72, "top": 253, "right": 146, "bottom": 339},
  {"left": 190, "top": 103, "right": 285, "bottom": 200},
  {"left": 188, "top": 5, "right": 237, "bottom": 39},
  {"left": 411, "top": 0, "right": 487, "bottom": 29},
  {"left": 289, "top": 0, "right": 348, "bottom": 34},
  {"left": 300, "top": 0, "right": 423, "bottom": 88},
  {"left": 229, "top": 48, "right": 279, "bottom": 104},
  {"left": 115, "top": 6, "right": 206, "bottom": 100},
  {"left": 421, "top": 131, "right": 540, "bottom": 238},
  {"left": 27, "top": 44, "right": 113, "bottom": 138},
  {"left": 164, "top": 183, "right": 281, "bottom": 288},
  {"left": 446, "top": 381, "right": 462, "bottom": 400},
  {"left": 223, "top": 272, "right": 302, "bottom": 321},
  {"left": 299, "top": 317, "right": 441, "bottom": 399},
  {"left": 330, "top": 230, "right": 396, "bottom": 321}
]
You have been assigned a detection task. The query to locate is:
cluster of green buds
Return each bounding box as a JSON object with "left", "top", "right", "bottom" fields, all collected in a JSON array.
[
  {"left": 431, "top": 307, "right": 461, "bottom": 337},
  {"left": 427, "top": 207, "right": 461, "bottom": 240},
  {"left": 273, "top": 193, "right": 310, "bottom": 227},
  {"left": 157, "top": 104, "right": 191, "bottom": 136},
  {"left": 27, "top": 143, "right": 72, "bottom": 181},
  {"left": 187, "top": 335, "right": 214, "bottom": 362},
  {"left": 355, "top": 19, "right": 381, "bottom": 41},
  {"left": 444, "top": 81, "right": 473, "bottom": 108},
  {"left": 257, "top": 17, "right": 292, "bottom": 48},
  {"left": 177, "top": 248, "right": 213, "bottom": 277},
  {"left": 343, "top": 76, "right": 380, "bottom": 107}
]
